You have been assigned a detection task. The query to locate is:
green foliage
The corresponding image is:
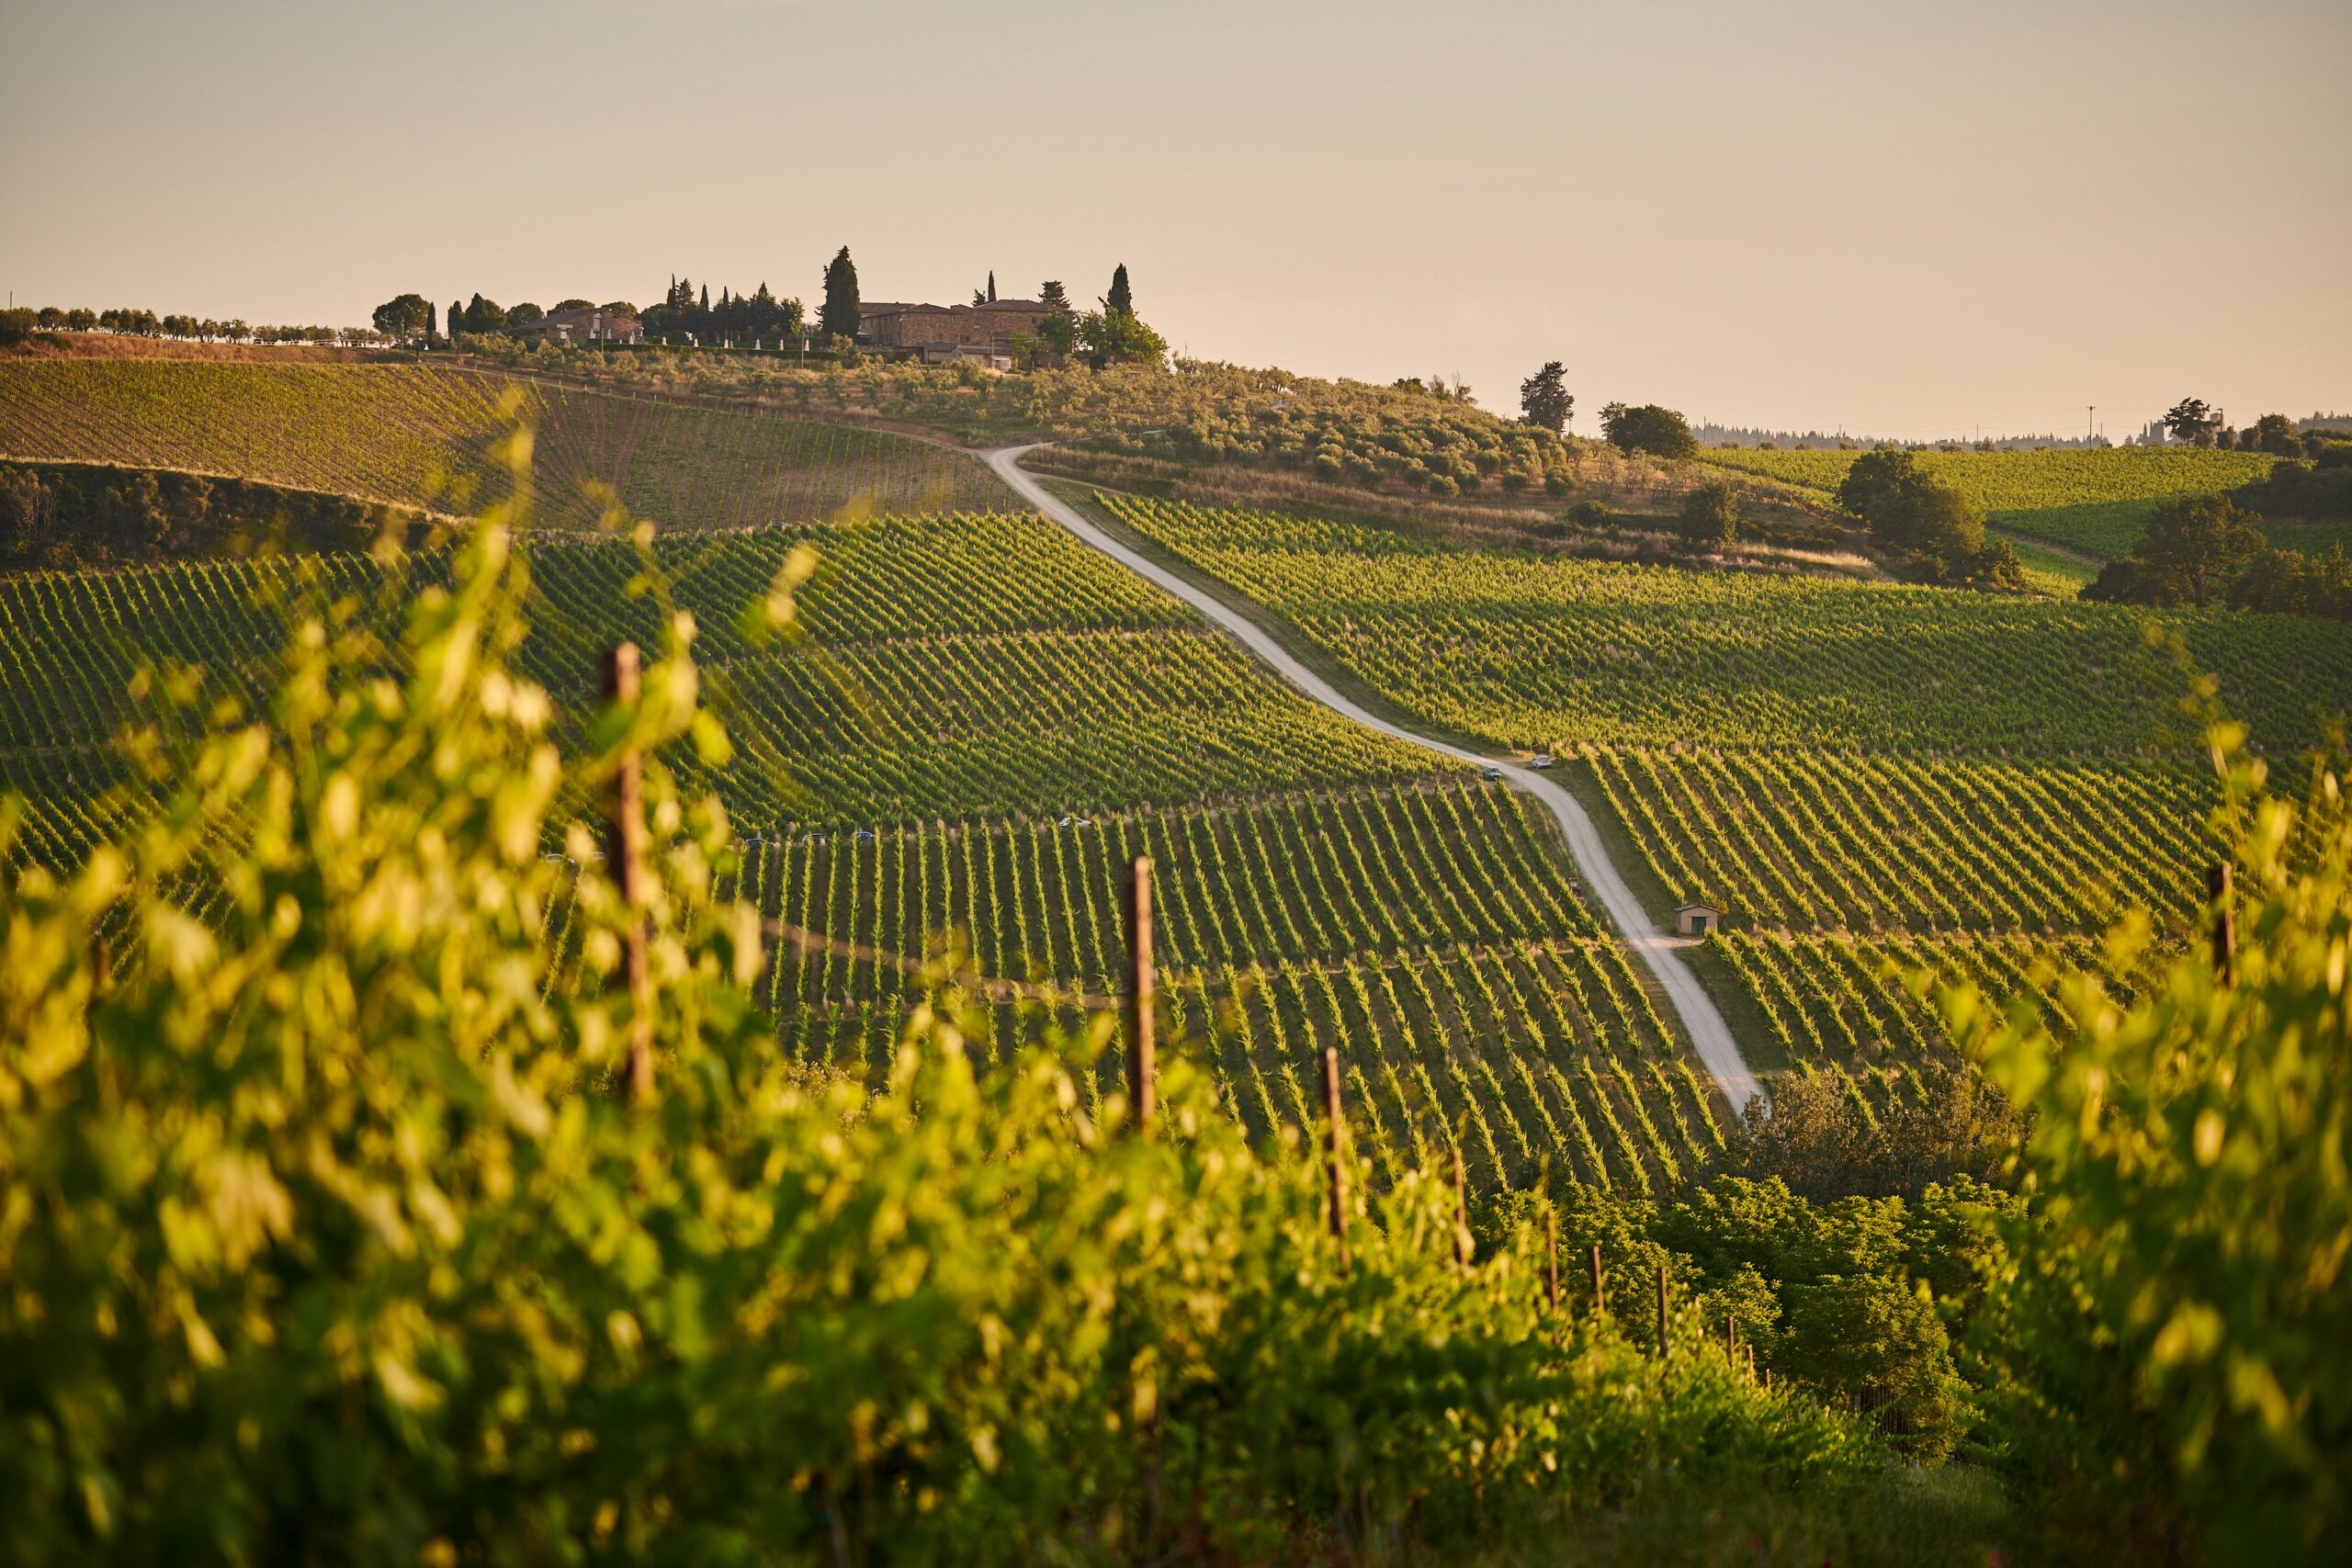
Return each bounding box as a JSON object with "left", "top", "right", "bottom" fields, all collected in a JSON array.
[
  {"left": 2080, "top": 493, "right": 2267, "bottom": 609},
  {"left": 1740, "top": 1059, "right": 2024, "bottom": 1203},
  {"left": 368, "top": 293, "right": 432, "bottom": 343},
  {"left": 2229, "top": 546, "right": 2352, "bottom": 621},
  {"left": 1657, "top": 1178, "right": 1985, "bottom": 1461},
  {"left": 1952, "top": 734, "right": 2352, "bottom": 1562},
  {"left": 1677, "top": 479, "right": 1738, "bottom": 549},
  {"left": 1702, "top": 443, "right": 2281, "bottom": 561},
  {"left": 0, "top": 459, "right": 411, "bottom": 571},
  {"left": 1035, "top": 308, "right": 1076, "bottom": 361},
  {"left": 1075, "top": 308, "right": 1168, "bottom": 368},
  {"left": 1519, "top": 361, "right": 1573, "bottom": 435},
  {"left": 2165, "top": 398, "right": 2222, "bottom": 446},
  {"left": 1102, "top": 263, "right": 1132, "bottom": 316},
  {"left": 459, "top": 293, "right": 507, "bottom": 333},
  {"left": 1600, "top": 402, "right": 1698, "bottom": 459},
  {"left": 0, "top": 445, "right": 1883, "bottom": 1561},
  {"left": 2235, "top": 458, "right": 2352, "bottom": 523},
  {"left": 2249, "top": 412, "right": 2303, "bottom": 457},
  {"left": 1530, "top": 1175, "right": 1993, "bottom": 1462}
]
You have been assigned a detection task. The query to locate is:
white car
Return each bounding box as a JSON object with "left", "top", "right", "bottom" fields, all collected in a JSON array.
[{"left": 1530, "top": 754, "right": 1555, "bottom": 770}]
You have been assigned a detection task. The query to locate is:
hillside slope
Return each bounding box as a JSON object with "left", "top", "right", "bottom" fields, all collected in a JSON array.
[
  {"left": 0, "top": 358, "right": 1010, "bottom": 528},
  {"left": 1695, "top": 445, "right": 2276, "bottom": 558},
  {"left": 1097, "top": 495, "right": 2352, "bottom": 1117},
  {"left": 0, "top": 503, "right": 1732, "bottom": 1191}
]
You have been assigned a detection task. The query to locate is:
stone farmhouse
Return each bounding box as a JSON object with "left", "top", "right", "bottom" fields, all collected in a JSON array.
[
  {"left": 522, "top": 306, "right": 643, "bottom": 345},
  {"left": 858, "top": 299, "right": 1060, "bottom": 361}
]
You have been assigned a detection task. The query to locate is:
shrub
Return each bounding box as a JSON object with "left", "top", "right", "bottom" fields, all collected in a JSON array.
[
  {"left": 1952, "top": 729, "right": 2352, "bottom": 1562},
  {"left": 1677, "top": 480, "right": 1738, "bottom": 549}
]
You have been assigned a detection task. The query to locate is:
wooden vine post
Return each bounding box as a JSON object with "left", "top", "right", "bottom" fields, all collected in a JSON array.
[
  {"left": 1589, "top": 1245, "right": 1606, "bottom": 1321},
  {"left": 603, "top": 643, "right": 654, "bottom": 1102},
  {"left": 1725, "top": 1314, "right": 1738, "bottom": 1368},
  {"left": 1543, "top": 1208, "right": 1561, "bottom": 1315},
  {"left": 2210, "top": 863, "right": 2236, "bottom": 987},
  {"left": 1450, "top": 1147, "right": 1472, "bottom": 1270},
  {"left": 1319, "top": 1046, "right": 1349, "bottom": 1268},
  {"left": 1656, "top": 1262, "right": 1669, "bottom": 1359},
  {"left": 1126, "top": 855, "right": 1156, "bottom": 1135}
]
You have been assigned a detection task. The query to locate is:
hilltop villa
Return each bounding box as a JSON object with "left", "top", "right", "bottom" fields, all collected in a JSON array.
[{"left": 858, "top": 299, "right": 1059, "bottom": 360}]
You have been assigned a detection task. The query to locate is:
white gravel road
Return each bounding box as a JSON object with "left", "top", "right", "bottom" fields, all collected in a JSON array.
[{"left": 981, "top": 444, "right": 1762, "bottom": 1116}]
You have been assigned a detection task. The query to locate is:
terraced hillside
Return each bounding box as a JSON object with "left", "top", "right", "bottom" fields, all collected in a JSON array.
[
  {"left": 0, "top": 359, "right": 1008, "bottom": 528},
  {"left": 1097, "top": 496, "right": 2352, "bottom": 1103},
  {"left": 0, "top": 507, "right": 1725, "bottom": 1194},
  {"left": 1694, "top": 444, "right": 2276, "bottom": 559}
]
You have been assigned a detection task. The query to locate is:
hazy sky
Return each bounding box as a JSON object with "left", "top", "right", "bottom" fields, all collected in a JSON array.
[{"left": 4, "top": 0, "right": 2346, "bottom": 437}]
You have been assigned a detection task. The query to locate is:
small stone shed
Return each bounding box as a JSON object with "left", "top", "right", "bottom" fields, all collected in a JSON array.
[{"left": 1675, "top": 902, "right": 1723, "bottom": 935}]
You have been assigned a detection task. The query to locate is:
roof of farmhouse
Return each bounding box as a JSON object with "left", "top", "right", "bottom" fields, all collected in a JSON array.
[{"left": 862, "top": 299, "right": 1060, "bottom": 317}]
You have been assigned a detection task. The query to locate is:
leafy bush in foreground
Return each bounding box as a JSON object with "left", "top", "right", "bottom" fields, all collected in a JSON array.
[
  {"left": 0, "top": 444, "right": 1879, "bottom": 1563},
  {"left": 1953, "top": 728, "right": 2352, "bottom": 1564}
]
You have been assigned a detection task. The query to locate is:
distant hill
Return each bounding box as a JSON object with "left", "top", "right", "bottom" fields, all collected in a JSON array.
[{"left": 1695, "top": 444, "right": 2278, "bottom": 560}]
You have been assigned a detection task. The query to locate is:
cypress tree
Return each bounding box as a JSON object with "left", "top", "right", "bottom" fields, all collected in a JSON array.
[
  {"left": 820, "top": 245, "right": 861, "bottom": 342},
  {"left": 1104, "top": 264, "right": 1132, "bottom": 315},
  {"left": 449, "top": 299, "right": 463, "bottom": 338},
  {"left": 987, "top": 270, "right": 997, "bottom": 303},
  {"left": 427, "top": 300, "right": 438, "bottom": 338}
]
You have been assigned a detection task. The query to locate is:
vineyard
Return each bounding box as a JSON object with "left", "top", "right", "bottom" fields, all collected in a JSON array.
[
  {"left": 708, "top": 783, "right": 1725, "bottom": 1194},
  {"left": 1090, "top": 494, "right": 2352, "bottom": 1115},
  {"left": 1578, "top": 747, "right": 2211, "bottom": 932},
  {"left": 0, "top": 359, "right": 1006, "bottom": 528},
  {"left": 1694, "top": 443, "right": 2278, "bottom": 559},
  {"left": 1096, "top": 499, "right": 2352, "bottom": 754},
  {"left": 0, "top": 502, "right": 1748, "bottom": 1191}
]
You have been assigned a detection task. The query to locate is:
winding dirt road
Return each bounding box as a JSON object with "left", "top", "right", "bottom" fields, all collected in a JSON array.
[{"left": 981, "top": 445, "right": 1761, "bottom": 1115}]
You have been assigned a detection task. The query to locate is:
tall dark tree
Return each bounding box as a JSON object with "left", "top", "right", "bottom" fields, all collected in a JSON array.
[
  {"left": 2251, "top": 412, "right": 2304, "bottom": 457},
  {"left": 699, "top": 283, "right": 710, "bottom": 313},
  {"left": 819, "top": 246, "right": 861, "bottom": 342},
  {"left": 2136, "top": 494, "right": 2266, "bottom": 605},
  {"left": 448, "top": 300, "right": 463, "bottom": 341},
  {"left": 2163, "top": 397, "right": 2221, "bottom": 447},
  {"left": 1519, "top": 361, "right": 1573, "bottom": 434},
  {"left": 371, "top": 294, "right": 432, "bottom": 344},
  {"left": 1599, "top": 402, "right": 1697, "bottom": 459},
  {"left": 427, "top": 300, "right": 438, "bottom": 338},
  {"left": 1103, "top": 264, "right": 1132, "bottom": 315},
  {"left": 1039, "top": 279, "right": 1069, "bottom": 310}
]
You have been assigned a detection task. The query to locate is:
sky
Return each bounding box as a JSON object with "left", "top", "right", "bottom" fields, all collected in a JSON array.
[{"left": 3, "top": 0, "right": 2346, "bottom": 439}]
